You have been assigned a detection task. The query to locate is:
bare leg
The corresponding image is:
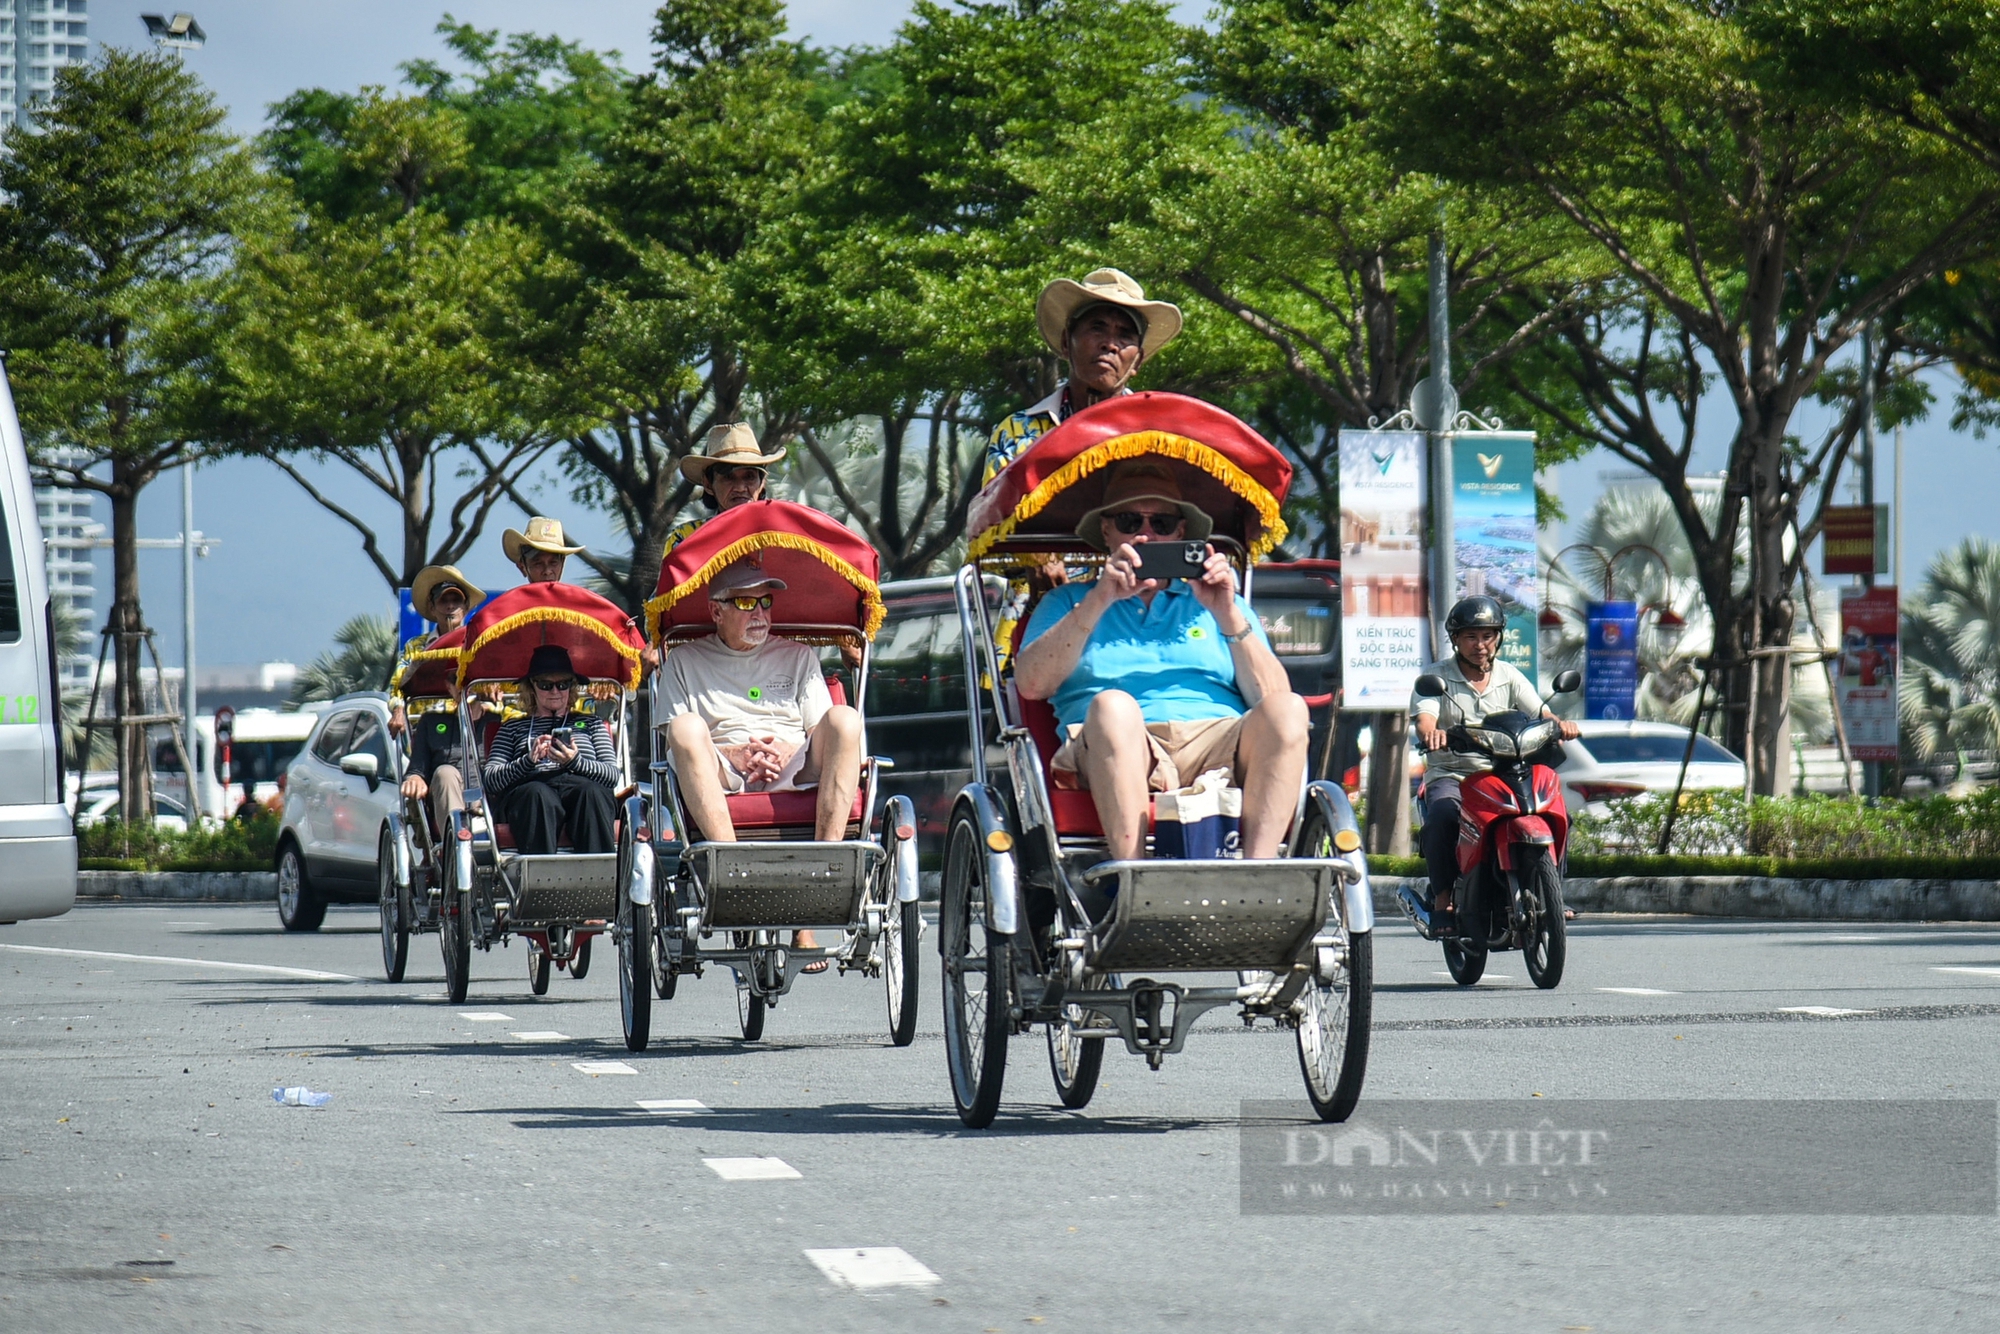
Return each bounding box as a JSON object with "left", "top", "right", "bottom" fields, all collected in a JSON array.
[
  {"left": 1076, "top": 690, "right": 1151, "bottom": 861},
  {"left": 801, "top": 705, "right": 863, "bottom": 843},
  {"left": 1237, "top": 691, "right": 1309, "bottom": 858},
  {"left": 665, "top": 714, "right": 735, "bottom": 842}
]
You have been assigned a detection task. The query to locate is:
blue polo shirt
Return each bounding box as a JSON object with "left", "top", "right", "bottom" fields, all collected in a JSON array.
[{"left": 1021, "top": 578, "right": 1272, "bottom": 729}]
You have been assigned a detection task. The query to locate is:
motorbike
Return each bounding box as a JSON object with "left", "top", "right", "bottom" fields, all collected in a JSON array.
[{"left": 1399, "top": 669, "right": 1582, "bottom": 990}]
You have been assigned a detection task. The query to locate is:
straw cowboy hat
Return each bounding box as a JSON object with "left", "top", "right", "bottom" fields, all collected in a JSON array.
[
  {"left": 1075, "top": 460, "right": 1215, "bottom": 551},
  {"left": 678, "top": 422, "right": 788, "bottom": 488},
  {"left": 502, "top": 516, "right": 584, "bottom": 564},
  {"left": 1036, "top": 267, "right": 1184, "bottom": 362},
  {"left": 411, "top": 564, "right": 485, "bottom": 621}
]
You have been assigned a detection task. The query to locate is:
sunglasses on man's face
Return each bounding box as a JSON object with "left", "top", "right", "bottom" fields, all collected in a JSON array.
[
  {"left": 531, "top": 678, "right": 576, "bottom": 692},
  {"left": 721, "top": 595, "right": 774, "bottom": 612},
  {"left": 1110, "top": 510, "right": 1185, "bottom": 536}
]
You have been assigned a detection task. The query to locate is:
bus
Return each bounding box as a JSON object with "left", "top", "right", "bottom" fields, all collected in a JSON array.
[{"left": 0, "top": 355, "right": 76, "bottom": 922}]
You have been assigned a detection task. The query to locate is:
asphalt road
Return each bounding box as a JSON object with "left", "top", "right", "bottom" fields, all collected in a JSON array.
[{"left": 5, "top": 903, "right": 2000, "bottom": 1332}]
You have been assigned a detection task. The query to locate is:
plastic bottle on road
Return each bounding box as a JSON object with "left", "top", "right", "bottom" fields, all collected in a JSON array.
[{"left": 271, "top": 1086, "right": 333, "bottom": 1108}]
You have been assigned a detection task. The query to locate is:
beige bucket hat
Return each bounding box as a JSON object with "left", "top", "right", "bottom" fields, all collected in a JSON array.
[
  {"left": 678, "top": 422, "right": 788, "bottom": 488},
  {"left": 1036, "top": 267, "right": 1184, "bottom": 362},
  {"left": 1074, "top": 461, "right": 1215, "bottom": 551},
  {"left": 410, "top": 564, "right": 485, "bottom": 620},
  {"left": 502, "top": 516, "right": 584, "bottom": 563}
]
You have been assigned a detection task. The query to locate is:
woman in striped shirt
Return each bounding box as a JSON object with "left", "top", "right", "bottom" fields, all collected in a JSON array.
[{"left": 482, "top": 645, "right": 619, "bottom": 855}]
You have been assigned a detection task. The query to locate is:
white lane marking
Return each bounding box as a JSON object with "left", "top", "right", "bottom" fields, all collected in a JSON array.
[
  {"left": 510, "top": 1031, "right": 569, "bottom": 1041},
  {"left": 1934, "top": 966, "right": 2000, "bottom": 978},
  {"left": 1597, "top": 987, "right": 1677, "bottom": 996},
  {"left": 460, "top": 1012, "right": 514, "bottom": 1022},
  {"left": 0, "top": 943, "right": 356, "bottom": 982},
  {"left": 705, "top": 1156, "right": 801, "bottom": 1181},
  {"left": 1779, "top": 1006, "right": 1875, "bottom": 1017},
  {"left": 1822, "top": 935, "right": 1887, "bottom": 942},
  {"left": 637, "top": 1099, "right": 708, "bottom": 1115},
  {"left": 573, "top": 1060, "right": 637, "bottom": 1076},
  {"left": 804, "top": 1247, "right": 940, "bottom": 1290},
  {"left": 1433, "top": 972, "right": 1513, "bottom": 983}
]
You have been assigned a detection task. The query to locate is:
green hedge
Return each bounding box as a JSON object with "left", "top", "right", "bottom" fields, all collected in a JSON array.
[
  {"left": 76, "top": 811, "right": 282, "bottom": 873},
  {"left": 1570, "top": 789, "right": 2000, "bottom": 860}
]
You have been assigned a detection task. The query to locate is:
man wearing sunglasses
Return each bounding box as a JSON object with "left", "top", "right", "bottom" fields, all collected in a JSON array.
[{"left": 1014, "top": 461, "right": 1308, "bottom": 864}]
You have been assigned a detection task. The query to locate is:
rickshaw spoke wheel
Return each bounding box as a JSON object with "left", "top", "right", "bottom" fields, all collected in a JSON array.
[
  {"left": 440, "top": 857, "right": 471, "bottom": 1005},
  {"left": 736, "top": 974, "right": 766, "bottom": 1041},
  {"left": 620, "top": 899, "right": 653, "bottom": 1052},
  {"left": 569, "top": 934, "right": 592, "bottom": 980},
  {"left": 527, "top": 936, "right": 551, "bottom": 996},
  {"left": 884, "top": 896, "right": 921, "bottom": 1048},
  {"left": 1295, "top": 808, "right": 1372, "bottom": 1123},
  {"left": 377, "top": 830, "right": 408, "bottom": 983},
  {"left": 1047, "top": 972, "right": 1111, "bottom": 1110},
  {"left": 942, "top": 814, "right": 1011, "bottom": 1129}
]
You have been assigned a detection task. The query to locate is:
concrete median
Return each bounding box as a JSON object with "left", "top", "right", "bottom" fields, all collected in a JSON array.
[
  {"left": 78, "top": 870, "right": 277, "bottom": 903},
  {"left": 1373, "top": 874, "right": 2000, "bottom": 922}
]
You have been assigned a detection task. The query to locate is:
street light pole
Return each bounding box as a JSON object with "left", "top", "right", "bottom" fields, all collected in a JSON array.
[
  {"left": 181, "top": 463, "right": 197, "bottom": 806},
  {"left": 1859, "top": 324, "right": 1880, "bottom": 800}
]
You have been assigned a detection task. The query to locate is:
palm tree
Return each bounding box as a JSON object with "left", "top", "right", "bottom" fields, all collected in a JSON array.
[
  {"left": 1900, "top": 538, "right": 2000, "bottom": 781},
  {"left": 289, "top": 614, "right": 399, "bottom": 706}
]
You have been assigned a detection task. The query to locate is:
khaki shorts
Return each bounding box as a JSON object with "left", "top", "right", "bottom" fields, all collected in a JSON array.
[
  {"left": 1049, "top": 715, "right": 1246, "bottom": 793},
  {"left": 712, "top": 732, "right": 829, "bottom": 795}
]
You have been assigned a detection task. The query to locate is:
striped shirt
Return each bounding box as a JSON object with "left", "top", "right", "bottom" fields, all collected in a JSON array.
[{"left": 482, "top": 713, "right": 620, "bottom": 796}]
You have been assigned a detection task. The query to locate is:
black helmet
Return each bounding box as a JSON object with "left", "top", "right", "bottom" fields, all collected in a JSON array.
[{"left": 1445, "top": 596, "right": 1505, "bottom": 636}]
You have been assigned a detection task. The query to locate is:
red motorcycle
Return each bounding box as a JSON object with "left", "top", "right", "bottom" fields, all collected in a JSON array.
[{"left": 1400, "top": 670, "right": 1582, "bottom": 990}]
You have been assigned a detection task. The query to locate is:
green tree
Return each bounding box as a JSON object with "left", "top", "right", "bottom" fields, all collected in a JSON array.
[
  {"left": 1900, "top": 538, "right": 2000, "bottom": 779},
  {"left": 1383, "top": 0, "right": 1999, "bottom": 791},
  {"left": 289, "top": 615, "right": 401, "bottom": 706},
  {"left": 0, "top": 50, "right": 264, "bottom": 825}
]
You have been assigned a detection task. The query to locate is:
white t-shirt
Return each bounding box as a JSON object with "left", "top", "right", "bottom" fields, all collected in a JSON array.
[{"left": 658, "top": 633, "right": 832, "bottom": 749}]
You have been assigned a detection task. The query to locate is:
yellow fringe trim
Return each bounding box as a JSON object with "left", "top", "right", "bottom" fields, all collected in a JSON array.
[
  {"left": 458, "top": 605, "right": 643, "bottom": 691},
  {"left": 643, "top": 530, "right": 885, "bottom": 644},
  {"left": 967, "top": 431, "right": 1288, "bottom": 562}
]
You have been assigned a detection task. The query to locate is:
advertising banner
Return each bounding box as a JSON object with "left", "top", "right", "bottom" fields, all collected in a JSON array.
[
  {"left": 397, "top": 587, "right": 427, "bottom": 651},
  {"left": 1338, "top": 429, "right": 1429, "bottom": 710},
  {"left": 1584, "top": 601, "right": 1641, "bottom": 719},
  {"left": 1822, "top": 505, "right": 1889, "bottom": 577},
  {"left": 1449, "top": 432, "right": 1540, "bottom": 682},
  {"left": 1837, "top": 586, "right": 1899, "bottom": 761}
]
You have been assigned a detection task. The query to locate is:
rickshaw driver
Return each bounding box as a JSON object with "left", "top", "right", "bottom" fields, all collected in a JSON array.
[
  {"left": 1411, "top": 596, "right": 1581, "bottom": 933},
  {"left": 658, "top": 560, "right": 865, "bottom": 966},
  {"left": 387, "top": 564, "right": 483, "bottom": 738},
  {"left": 1013, "top": 461, "right": 1309, "bottom": 863}
]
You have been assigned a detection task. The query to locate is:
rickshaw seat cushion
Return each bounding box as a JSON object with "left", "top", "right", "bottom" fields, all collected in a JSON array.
[
  {"left": 490, "top": 819, "right": 621, "bottom": 852},
  {"left": 1016, "top": 691, "right": 1156, "bottom": 835},
  {"left": 723, "top": 785, "right": 866, "bottom": 830},
  {"left": 825, "top": 675, "right": 847, "bottom": 707}
]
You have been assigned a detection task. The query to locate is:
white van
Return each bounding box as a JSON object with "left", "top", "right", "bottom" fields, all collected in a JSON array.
[{"left": 0, "top": 355, "right": 76, "bottom": 922}]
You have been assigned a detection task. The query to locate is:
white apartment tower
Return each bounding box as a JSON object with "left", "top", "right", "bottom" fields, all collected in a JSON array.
[{"left": 1, "top": 0, "right": 91, "bottom": 133}]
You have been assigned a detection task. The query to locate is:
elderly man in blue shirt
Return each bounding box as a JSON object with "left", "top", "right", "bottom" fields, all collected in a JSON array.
[{"left": 1013, "top": 460, "right": 1308, "bottom": 861}]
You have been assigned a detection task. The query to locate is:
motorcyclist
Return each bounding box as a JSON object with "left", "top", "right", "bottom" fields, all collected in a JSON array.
[{"left": 1410, "top": 597, "right": 1580, "bottom": 932}]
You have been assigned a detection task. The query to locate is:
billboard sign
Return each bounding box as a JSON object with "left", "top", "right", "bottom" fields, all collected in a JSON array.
[
  {"left": 1584, "top": 601, "right": 1641, "bottom": 720},
  {"left": 1837, "top": 585, "right": 1899, "bottom": 761},
  {"left": 1449, "top": 432, "right": 1540, "bottom": 682},
  {"left": 1822, "top": 505, "right": 1889, "bottom": 577},
  {"left": 1338, "top": 429, "right": 1430, "bottom": 710}
]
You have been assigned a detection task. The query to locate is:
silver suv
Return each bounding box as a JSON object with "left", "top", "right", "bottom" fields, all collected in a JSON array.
[{"left": 274, "top": 693, "right": 400, "bottom": 931}]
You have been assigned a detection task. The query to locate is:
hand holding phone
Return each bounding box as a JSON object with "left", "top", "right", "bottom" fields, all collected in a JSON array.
[{"left": 1133, "top": 540, "right": 1208, "bottom": 585}]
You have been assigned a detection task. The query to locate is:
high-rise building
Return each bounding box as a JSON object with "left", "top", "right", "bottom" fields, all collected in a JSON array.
[
  {"left": 1, "top": 0, "right": 91, "bottom": 134},
  {"left": 34, "top": 447, "right": 99, "bottom": 690}
]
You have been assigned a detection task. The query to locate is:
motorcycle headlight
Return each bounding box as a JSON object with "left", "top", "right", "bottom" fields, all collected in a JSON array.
[
  {"left": 1465, "top": 726, "right": 1517, "bottom": 758},
  {"left": 1518, "top": 720, "right": 1560, "bottom": 754}
]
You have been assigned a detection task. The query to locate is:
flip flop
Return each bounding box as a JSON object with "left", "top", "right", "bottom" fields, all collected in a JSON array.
[{"left": 801, "top": 958, "right": 829, "bottom": 974}]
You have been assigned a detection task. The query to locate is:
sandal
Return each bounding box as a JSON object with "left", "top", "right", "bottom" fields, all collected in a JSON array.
[{"left": 794, "top": 931, "right": 828, "bottom": 973}]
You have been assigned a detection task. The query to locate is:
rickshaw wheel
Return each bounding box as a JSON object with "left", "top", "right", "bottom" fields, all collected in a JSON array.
[
  {"left": 620, "top": 899, "right": 653, "bottom": 1051},
  {"left": 651, "top": 927, "right": 678, "bottom": 999},
  {"left": 377, "top": 830, "right": 409, "bottom": 983},
  {"left": 527, "top": 937, "right": 551, "bottom": 995},
  {"left": 1047, "top": 973, "right": 1110, "bottom": 1110},
  {"left": 440, "top": 860, "right": 471, "bottom": 1005},
  {"left": 736, "top": 979, "right": 766, "bottom": 1040},
  {"left": 884, "top": 898, "right": 921, "bottom": 1047},
  {"left": 942, "top": 814, "right": 1011, "bottom": 1129},
  {"left": 570, "top": 935, "right": 593, "bottom": 980},
  {"left": 1295, "top": 806, "right": 1373, "bottom": 1122}
]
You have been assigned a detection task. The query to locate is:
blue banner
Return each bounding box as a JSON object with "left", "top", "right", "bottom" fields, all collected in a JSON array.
[
  {"left": 1585, "top": 600, "right": 1640, "bottom": 720},
  {"left": 1450, "top": 432, "right": 1539, "bottom": 682},
  {"left": 397, "top": 588, "right": 426, "bottom": 651}
]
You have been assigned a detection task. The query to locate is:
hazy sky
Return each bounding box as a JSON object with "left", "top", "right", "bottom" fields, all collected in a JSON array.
[{"left": 74, "top": 3, "right": 1998, "bottom": 671}]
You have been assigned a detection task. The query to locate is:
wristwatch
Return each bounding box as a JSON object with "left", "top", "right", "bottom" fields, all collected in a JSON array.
[{"left": 1221, "top": 621, "right": 1256, "bottom": 644}]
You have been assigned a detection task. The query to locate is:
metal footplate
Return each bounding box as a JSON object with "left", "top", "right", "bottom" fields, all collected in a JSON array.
[
  {"left": 1082, "top": 859, "right": 1339, "bottom": 973},
  {"left": 501, "top": 853, "right": 619, "bottom": 924},
  {"left": 687, "top": 841, "right": 882, "bottom": 930}
]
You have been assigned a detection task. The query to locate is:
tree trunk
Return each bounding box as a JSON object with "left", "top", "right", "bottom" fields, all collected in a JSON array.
[
  {"left": 107, "top": 474, "right": 154, "bottom": 828},
  {"left": 1365, "top": 712, "right": 1412, "bottom": 856}
]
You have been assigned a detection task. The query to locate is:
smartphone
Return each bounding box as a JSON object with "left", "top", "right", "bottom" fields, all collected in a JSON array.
[{"left": 1134, "top": 540, "right": 1209, "bottom": 584}]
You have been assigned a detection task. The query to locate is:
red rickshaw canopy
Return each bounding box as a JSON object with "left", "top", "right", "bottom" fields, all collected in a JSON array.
[
  {"left": 397, "top": 625, "right": 464, "bottom": 701},
  {"left": 966, "top": 392, "right": 1292, "bottom": 561},
  {"left": 647, "top": 500, "right": 884, "bottom": 644},
  {"left": 458, "top": 582, "right": 646, "bottom": 690}
]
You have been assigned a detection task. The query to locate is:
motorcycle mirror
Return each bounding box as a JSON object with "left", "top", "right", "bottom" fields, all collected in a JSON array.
[
  {"left": 1414, "top": 674, "right": 1448, "bottom": 698},
  {"left": 1550, "top": 669, "right": 1583, "bottom": 694}
]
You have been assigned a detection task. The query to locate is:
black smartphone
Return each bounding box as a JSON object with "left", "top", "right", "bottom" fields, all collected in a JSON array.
[{"left": 1133, "top": 540, "right": 1209, "bottom": 584}]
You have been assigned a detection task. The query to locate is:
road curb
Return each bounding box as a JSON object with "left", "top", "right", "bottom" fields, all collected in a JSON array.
[
  {"left": 1373, "top": 874, "right": 2000, "bottom": 922},
  {"left": 78, "top": 870, "right": 277, "bottom": 903}
]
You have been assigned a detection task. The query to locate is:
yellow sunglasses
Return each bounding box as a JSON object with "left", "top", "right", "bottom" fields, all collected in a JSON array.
[{"left": 721, "top": 594, "right": 774, "bottom": 612}]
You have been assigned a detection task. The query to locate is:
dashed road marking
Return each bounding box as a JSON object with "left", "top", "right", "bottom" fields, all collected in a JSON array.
[
  {"left": 1434, "top": 972, "right": 1514, "bottom": 984},
  {"left": 1598, "top": 987, "right": 1677, "bottom": 996},
  {"left": 1935, "top": 966, "right": 2000, "bottom": 979},
  {"left": 0, "top": 943, "right": 356, "bottom": 981},
  {"left": 1778, "top": 1006, "right": 1875, "bottom": 1017},
  {"left": 573, "top": 1060, "right": 638, "bottom": 1076},
  {"left": 510, "top": 1031, "right": 569, "bottom": 1041},
  {"left": 637, "top": 1099, "right": 708, "bottom": 1114},
  {"left": 705, "top": 1156, "right": 800, "bottom": 1181},
  {"left": 804, "top": 1247, "right": 940, "bottom": 1290},
  {"left": 460, "top": 1012, "right": 514, "bottom": 1022}
]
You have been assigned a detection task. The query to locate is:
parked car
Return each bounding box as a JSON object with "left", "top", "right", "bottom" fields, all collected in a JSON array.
[
  {"left": 273, "top": 693, "right": 401, "bottom": 931},
  {"left": 74, "top": 790, "right": 195, "bottom": 834},
  {"left": 866, "top": 560, "right": 1343, "bottom": 870},
  {"left": 1554, "top": 720, "right": 1745, "bottom": 816}
]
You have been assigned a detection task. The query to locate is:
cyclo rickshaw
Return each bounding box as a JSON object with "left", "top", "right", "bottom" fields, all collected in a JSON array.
[
  {"left": 441, "top": 583, "right": 648, "bottom": 1014},
  {"left": 633, "top": 499, "right": 921, "bottom": 1051},
  {"left": 377, "top": 624, "right": 463, "bottom": 982},
  {"left": 916, "top": 392, "right": 1374, "bottom": 1128}
]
